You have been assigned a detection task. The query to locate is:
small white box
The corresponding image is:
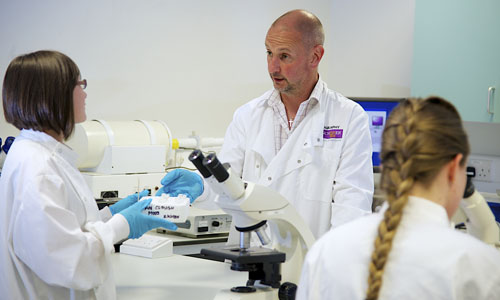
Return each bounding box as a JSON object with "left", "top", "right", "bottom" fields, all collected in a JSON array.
[{"left": 120, "top": 235, "right": 173, "bottom": 259}]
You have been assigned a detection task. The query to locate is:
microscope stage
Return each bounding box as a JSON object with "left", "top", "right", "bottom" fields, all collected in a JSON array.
[{"left": 201, "top": 247, "right": 285, "bottom": 264}]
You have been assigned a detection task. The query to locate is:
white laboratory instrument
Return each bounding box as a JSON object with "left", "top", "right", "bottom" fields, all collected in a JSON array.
[
  {"left": 189, "top": 150, "right": 315, "bottom": 300},
  {"left": 157, "top": 206, "right": 232, "bottom": 238},
  {"left": 453, "top": 176, "right": 500, "bottom": 248},
  {"left": 65, "top": 120, "right": 174, "bottom": 200},
  {"left": 0, "top": 150, "right": 5, "bottom": 175},
  {"left": 452, "top": 121, "right": 500, "bottom": 248},
  {"left": 65, "top": 120, "right": 232, "bottom": 240},
  {"left": 120, "top": 234, "right": 173, "bottom": 259},
  {"left": 65, "top": 120, "right": 226, "bottom": 201}
]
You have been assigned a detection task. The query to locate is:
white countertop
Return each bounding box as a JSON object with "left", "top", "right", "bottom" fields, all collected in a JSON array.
[{"left": 112, "top": 252, "right": 248, "bottom": 300}]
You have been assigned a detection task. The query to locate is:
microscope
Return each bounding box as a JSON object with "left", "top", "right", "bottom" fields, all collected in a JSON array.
[
  {"left": 189, "top": 150, "right": 315, "bottom": 300},
  {"left": 458, "top": 173, "right": 500, "bottom": 248}
]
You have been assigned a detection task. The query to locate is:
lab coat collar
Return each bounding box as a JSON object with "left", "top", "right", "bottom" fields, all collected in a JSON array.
[
  {"left": 310, "top": 77, "right": 326, "bottom": 111},
  {"left": 251, "top": 77, "right": 327, "bottom": 166},
  {"left": 302, "top": 78, "right": 327, "bottom": 147},
  {"left": 379, "top": 195, "right": 450, "bottom": 228},
  {"left": 18, "top": 129, "right": 79, "bottom": 167},
  {"left": 250, "top": 108, "right": 276, "bottom": 166},
  {"left": 404, "top": 196, "right": 450, "bottom": 227}
]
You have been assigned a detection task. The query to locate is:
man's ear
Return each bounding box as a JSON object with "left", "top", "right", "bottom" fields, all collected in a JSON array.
[{"left": 310, "top": 45, "right": 324, "bottom": 68}]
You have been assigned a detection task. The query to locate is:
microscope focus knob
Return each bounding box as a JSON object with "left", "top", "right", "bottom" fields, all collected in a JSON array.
[{"left": 278, "top": 282, "right": 297, "bottom": 300}]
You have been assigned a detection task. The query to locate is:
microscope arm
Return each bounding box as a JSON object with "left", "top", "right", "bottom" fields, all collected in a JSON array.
[
  {"left": 460, "top": 189, "right": 500, "bottom": 246},
  {"left": 221, "top": 182, "right": 316, "bottom": 249},
  {"left": 460, "top": 176, "right": 500, "bottom": 247},
  {"left": 189, "top": 150, "right": 316, "bottom": 286}
]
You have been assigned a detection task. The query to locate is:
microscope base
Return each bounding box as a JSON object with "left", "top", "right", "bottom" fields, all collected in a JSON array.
[
  {"left": 201, "top": 246, "right": 286, "bottom": 290},
  {"left": 214, "top": 288, "right": 276, "bottom": 300}
]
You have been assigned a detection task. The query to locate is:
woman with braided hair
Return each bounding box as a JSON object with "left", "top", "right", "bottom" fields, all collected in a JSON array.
[{"left": 297, "top": 97, "right": 500, "bottom": 300}]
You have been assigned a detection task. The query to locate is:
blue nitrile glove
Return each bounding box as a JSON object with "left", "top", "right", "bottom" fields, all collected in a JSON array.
[
  {"left": 155, "top": 169, "right": 203, "bottom": 203},
  {"left": 109, "top": 190, "right": 150, "bottom": 215},
  {"left": 119, "top": 198, "right": 178, "bottom": 239},
  {"left": 2, "top": 136, "right": 14, "bottom": 154}
]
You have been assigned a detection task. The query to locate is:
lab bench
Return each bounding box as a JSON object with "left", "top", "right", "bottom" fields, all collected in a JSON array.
[{"left": 112, "top": 252, "right": 247, "bottom": 299}]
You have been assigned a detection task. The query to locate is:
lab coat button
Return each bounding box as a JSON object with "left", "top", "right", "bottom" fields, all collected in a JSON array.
[
  {"left": 297, "top": 160, "right": 301, "bottom": 164},
  {"left": 256, "top": 164, "right": 260, "bottom": 169},
  {"left": 267, "top": 177, "right": 272, "bottom": 181},
  {"left": 316, "top": 138, "right": 320, "bottom": 142}
]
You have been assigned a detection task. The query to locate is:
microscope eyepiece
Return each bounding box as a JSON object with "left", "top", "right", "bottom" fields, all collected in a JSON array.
[
  {"left": 203, "top": 153, "right": 229, "bottom": 182},
  {"left": 463, "top": 175, "right": 475, "bottom": 199},
  {"left": 188, "top": 150, "right": 212, "bottom": 178}
]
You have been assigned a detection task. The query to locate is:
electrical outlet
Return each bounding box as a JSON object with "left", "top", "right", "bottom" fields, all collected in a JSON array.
[{"left": 468, "top": 159, "right": 492, "bottom": 182}]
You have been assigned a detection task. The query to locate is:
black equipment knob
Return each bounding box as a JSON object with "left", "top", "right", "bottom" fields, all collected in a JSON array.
[{"left": 278, "top": 282, "right": 297, "bottom": 300}]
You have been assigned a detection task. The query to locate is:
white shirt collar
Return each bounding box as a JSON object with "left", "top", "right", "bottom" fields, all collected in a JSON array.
[{"left": 266, "top": 76, "right": 324, "bottom": 108}]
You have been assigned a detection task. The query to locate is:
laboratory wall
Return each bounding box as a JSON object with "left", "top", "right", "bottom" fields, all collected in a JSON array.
[{"left": 0, "top": 0, "right": 415, "bottom": 140}]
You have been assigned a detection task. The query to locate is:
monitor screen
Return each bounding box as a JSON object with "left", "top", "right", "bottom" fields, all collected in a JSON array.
[{"left": 349, "top": 97, "right": 405, "bottom": 168}]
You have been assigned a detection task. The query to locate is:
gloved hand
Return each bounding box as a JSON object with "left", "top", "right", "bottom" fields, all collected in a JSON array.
[
  {"left": 109, "top": 190, "right": 150, "bottom": 215},
  {"left": 119, "top": 198, "right": 178, "bottom": 239},
  {"left": 156, "top": 169, "right": 203, "bottom": 203}
]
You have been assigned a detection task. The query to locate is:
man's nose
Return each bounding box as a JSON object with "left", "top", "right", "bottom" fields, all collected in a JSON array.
[{"left": 268, "top": 56, "right": 280, "bottom": 73}]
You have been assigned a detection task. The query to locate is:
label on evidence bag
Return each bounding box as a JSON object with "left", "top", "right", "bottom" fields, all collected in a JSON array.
[{"left": 140, "top": 194, "right": 190, "bottom": 223}]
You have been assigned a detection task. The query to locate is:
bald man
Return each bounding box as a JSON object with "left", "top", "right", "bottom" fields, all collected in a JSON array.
[
  {"left": 163, "top": 10, "right": 374, "bottom": 239},
  {"left": 215, "top": 9, "right": 374, "bottom": 237}
]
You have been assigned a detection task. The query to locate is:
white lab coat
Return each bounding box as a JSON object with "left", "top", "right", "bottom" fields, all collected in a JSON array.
[
  {"left": 0, "top": 130, "right": 129, "bottom": 300},
  {"left": 297, "top": 196, "right": 500, "bottom": 300},
  {"left": 198, "top": 79, "right": 373, "bottom": 238}
]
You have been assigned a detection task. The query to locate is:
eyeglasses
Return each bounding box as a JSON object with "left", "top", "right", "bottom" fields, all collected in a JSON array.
[{"left": 77, "top": 79, "right": 87, "bottom": 90}]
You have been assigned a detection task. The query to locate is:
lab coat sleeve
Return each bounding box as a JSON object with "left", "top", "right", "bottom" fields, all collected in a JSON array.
[
  {"left": 296, "top": 240, "right": 322, "bottom": 300},
  {"left": 218, "top": 105, "right": 248, "bottom": 177},
  {"left": 296, "top": 259, "right": 312, "bottom": 300},
  {"left": 331, "top": 105, "right": 373, "bottom": 227},
  {"left": 12, "top": 173, "right": 127, "bottom": 291},
  {"left": 99, "top": 205, "right": 112, "bottom": 222}
]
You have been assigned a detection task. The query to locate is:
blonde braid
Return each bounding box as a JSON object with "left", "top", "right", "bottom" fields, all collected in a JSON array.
[
  {"left": 365, "top": 97, "right": 470, "bottom": 299},
  {"left": 366, "top": 100, "right": 419, "bottom": 300}
]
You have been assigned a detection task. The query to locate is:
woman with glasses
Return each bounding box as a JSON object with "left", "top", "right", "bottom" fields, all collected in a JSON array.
[
  {"left": 297, "top": 97, "right": 500, "bottom": 300},
  {"left": 0, "top": 50, "right": 176, "bottom": 299}
]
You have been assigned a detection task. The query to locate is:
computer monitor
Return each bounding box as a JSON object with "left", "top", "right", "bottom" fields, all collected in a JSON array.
[{"left": 349, "top": 97, "right": 405, "bottom": 170}]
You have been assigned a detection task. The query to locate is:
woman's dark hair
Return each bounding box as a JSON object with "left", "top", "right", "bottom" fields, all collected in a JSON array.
[{"left": 2, "top": 50, "right": 80, "bottom": 139}]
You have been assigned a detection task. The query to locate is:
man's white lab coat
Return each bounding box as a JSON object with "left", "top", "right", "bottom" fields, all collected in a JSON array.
[{"left": 200, "top": 79, "right": 374, "bottom": 238}]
